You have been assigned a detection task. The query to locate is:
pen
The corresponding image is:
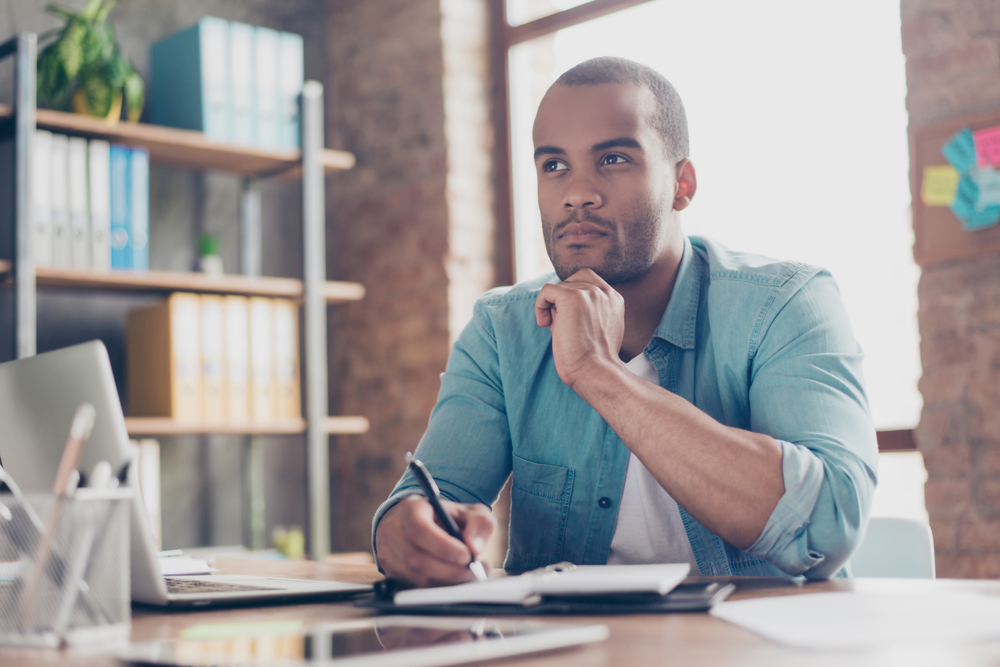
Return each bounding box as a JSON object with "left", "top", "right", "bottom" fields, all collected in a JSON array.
[{"left": 405, "top": 452, "right": 488, "bottom": 582}]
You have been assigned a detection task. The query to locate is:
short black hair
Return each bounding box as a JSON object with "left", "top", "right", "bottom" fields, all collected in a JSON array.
[{"left": 555, "top": 57, "right": 689, "bottom": 161}]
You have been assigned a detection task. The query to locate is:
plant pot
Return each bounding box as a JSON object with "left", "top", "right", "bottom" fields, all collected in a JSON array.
[{"left": 71, "top": 89, "right": 122, "bottom": 125}]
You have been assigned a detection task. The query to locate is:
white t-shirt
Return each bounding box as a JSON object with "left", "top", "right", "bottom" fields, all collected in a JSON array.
[{"left": 606, "top": 353, "right": 699, "bottom": 569}]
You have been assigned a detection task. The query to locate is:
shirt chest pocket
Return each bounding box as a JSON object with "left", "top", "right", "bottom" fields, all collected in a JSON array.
[{"left": 508, "top": 455, "right": 575, "bottom": 570}]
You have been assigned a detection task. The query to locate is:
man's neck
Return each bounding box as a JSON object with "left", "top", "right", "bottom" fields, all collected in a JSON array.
[{"left": 614, "top": 240, "right": 684, "bottom": 362}]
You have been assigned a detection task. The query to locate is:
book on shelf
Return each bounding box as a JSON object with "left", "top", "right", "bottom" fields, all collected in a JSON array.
[
  {"left": 274, "top": 298, "right": 301, "bottom": 420},
  {"left": 224, "top": 295, "right": 251, "bottom": 424},
  {"left": 249, "top": 296, "right": 277, "bottom": 423},
  {"left": 68, "top": 136, "right": 90, "bottom": 270},
  {"left": 150, "top": 16, "right": 230, "bottom": 142},
  {"left": 254, "top": 26, "right": 281, "bottom": 150},
  {"left": 109, "top": 144, "right": 131, "bottom": 269},
  {"left": 127, "top": 292, "right": 301, "bottom": 427},
  {"left": 88, "top": 140, "right": 112, "bottom": 272},
  {"left": 50, "top": 133, "right": 70, "bottom": 268},
  {"left": 228, "top": 21, "right": 255, "bottom": 146},
  {"left": 200, "top": 295, "right": 226, "bottom": 424},
  {"left": 279, "top": 32, "right": 304, "bottom": 149},
  {"left": 127, "top": 292, "right": 203, "bottom": 423},
  {"left": 150, "top": 17, "right": 304, "bottom": 149},
  {"left": 32, "top": 130, "right": 53, "bottom": 268},
  {"left": 130, "top": 147, "right": 150, "bottom": 271}
]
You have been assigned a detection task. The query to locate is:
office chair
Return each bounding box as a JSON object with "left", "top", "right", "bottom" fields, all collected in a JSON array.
[{"left": 850, "top": 516, "right": 936, "bottom": 578}]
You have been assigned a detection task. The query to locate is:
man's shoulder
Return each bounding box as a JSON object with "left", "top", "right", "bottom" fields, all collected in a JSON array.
[{"left": 690, "top": 236, "right": 825, "bottom": 290}]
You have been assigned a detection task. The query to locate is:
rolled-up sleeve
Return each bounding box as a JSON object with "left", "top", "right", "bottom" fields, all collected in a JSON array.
[
  {"left": 371, "top": 300, "right": 514, "bottom": 570},
  {"left": 745, "top": 270, "right": 878, "bottom": 579}
]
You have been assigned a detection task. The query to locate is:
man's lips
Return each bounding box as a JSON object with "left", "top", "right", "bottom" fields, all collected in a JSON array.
[{"left": 557, "top": 222, "right": 609, "bottom": 243}]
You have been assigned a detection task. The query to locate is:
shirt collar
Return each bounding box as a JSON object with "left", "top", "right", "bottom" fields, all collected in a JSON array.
[{"left": 651, "top": 236, "right": 701, "bottom": 350}]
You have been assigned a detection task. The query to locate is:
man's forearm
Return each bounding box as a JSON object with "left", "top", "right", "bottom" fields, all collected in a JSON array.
[{"left": 572, "top": 359, "right": 785, "bottom": 549}]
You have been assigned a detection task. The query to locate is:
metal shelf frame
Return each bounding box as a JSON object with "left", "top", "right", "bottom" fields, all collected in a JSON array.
[{"left": 0, "top": 32, "right": 342, "bottom": 559}]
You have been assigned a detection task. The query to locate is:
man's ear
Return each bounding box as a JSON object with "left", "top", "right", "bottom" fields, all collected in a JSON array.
[{"left": 673, "top": 159, "right": 697, "bottom": 212}]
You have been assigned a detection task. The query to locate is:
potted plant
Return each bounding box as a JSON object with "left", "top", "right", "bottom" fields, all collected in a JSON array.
[{"left": 36, "top": 0, "right": 144, "bottom": 123}]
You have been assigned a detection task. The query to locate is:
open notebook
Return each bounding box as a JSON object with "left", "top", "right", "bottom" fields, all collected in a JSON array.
[{"left": 394, "top": 563, "right": 691, "bottom": 607}]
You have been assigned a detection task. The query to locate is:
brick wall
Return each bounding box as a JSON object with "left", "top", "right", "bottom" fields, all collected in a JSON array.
[
  {"left": 903, "top": 0, "right": 1000, "bottom": 577},
  {"left": 325, "top": 0, "right": 495, "bottom": 551}
]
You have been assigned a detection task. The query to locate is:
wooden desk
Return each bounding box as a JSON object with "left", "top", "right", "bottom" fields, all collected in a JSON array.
[{"left": 5, "top": 559, "right": 1000, "bottom": 666}]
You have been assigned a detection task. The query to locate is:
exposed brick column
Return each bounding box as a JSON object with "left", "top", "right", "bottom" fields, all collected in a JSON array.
[
  {"left": 904, "top": 0, "right": 1000, "bottom": 577},
  {"left": 324, "top": 0, "right": 495, "bottom": 552}
]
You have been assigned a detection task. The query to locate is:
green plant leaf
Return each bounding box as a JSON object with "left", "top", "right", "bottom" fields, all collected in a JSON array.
[
  {"left": 80, "top": 0, "right": 103, "bottom": 23},
  {"left": 44, "top": 5, "right": 80, "bottom": 21},
  {"left": 95, "top": 0, "right": 119, "bottom": 26},
  {"left": 124, "top": 70, "right": 144, "bottom": 122},
  {"left": 54, "top": 19, "right": 86, "bottom": 80},
  {"left": 81, "top": 65, "right": 112, "bottom": 116}
]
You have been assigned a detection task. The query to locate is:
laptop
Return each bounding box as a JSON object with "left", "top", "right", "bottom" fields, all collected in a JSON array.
[{"left": 0, "top": 340, "right": 372, "bottom": 606}]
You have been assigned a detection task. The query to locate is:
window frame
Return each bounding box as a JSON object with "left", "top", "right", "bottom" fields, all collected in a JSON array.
[{"left": 489, "top": 0, "right": 655, "bottom": 285}]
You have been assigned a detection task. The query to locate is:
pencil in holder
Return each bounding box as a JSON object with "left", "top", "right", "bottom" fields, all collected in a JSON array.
[{"left": 0, "top": 489, "right": 131, "bottom": 647}]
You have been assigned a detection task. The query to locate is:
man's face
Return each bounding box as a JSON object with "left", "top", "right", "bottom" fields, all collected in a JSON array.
[{"left": 533, "top": 82, "right": 677, "bottom": 284}]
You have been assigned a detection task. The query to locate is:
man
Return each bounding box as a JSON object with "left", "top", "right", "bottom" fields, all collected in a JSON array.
[{"left": 373, "top": 57, "right": 877, "bottom": 586}]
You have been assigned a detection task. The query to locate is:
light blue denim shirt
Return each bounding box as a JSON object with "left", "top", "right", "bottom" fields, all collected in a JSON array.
[{"left": 373, "top": 236, "right": 878, "bottom": 579}]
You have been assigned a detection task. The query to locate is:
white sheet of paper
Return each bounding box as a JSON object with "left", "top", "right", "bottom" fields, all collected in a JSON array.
[
  {"left": 710, "top": 591, "right": 1000, "bottom": 650},
  {"left": 158, "top": 555, "right": 212, "bottom": 577},
  {"left": 394, "top": 563, "right": 690, "bottom": 607}
]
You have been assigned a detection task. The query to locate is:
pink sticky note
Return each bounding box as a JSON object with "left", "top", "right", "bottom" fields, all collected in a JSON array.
[{"left": 973, "top": 125, "right": 1000, "bottom": 168}]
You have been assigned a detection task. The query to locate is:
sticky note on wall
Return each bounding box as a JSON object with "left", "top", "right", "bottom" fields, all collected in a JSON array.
[
  {"left": 942, "top": 128, "right": 977, "bottom": 174},
  {"left": 973, "top": 168, "right": 1000, "bottom": 209},
  {"left": 921, "top": 165, "right": 959, "bottom": 206},
  {"left": 973, "top": 125, "right": 1000, "bottom": 169}
]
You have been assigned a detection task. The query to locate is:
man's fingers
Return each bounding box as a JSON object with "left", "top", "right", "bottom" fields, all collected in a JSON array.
[
  {"left": 454, "top": 504, "right": 497, "bottom": 557},
  {"left": 399, "top": 501, "right": 472, "bottom": 566},
  {"left": 535, "top": 287, "right": 556, "bottom": 327}
]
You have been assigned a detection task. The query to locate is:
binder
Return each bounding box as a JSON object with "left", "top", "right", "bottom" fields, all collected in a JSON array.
[
  {"left": 50, "top": 133, "right": 70, "bottom": 268},
  {"left": 278, "top": 32, "right": 304, "bottom": 148},
  {"left": 88, "top": 140, "right": 112, "bottom": 272},
  {"left": 127, "top": 293, "right": 202, "bottom": 423},
  {"left": 200, "top": 295, "right": 225, "bottom": 424},
  {"left": 273, "top": 298, "right": 301, "bottom": 419},
  {"left": 253, "top": 27, "right": 281, "bottom": 149},
  {"left": 32, "top": 130, "right": 53, "bottom": 267},
  {"left": 130, "top": 147, "right": 149, "bottom": 271},
  {"left": 150, "top": 17, "right": 230, "bottom": 142},
  {"left": 224, "top": 296, "right": 251, "bottom": 424},
  {"left": 248, "top": 297, "right": 276, "bottom": 423},
  {"left": 67, "top": 136, "right": 90, "bottom": 270},
  {"left": 229, "top": 21, "right": 256, "bottom": 146},
  {"left": 109, "top": 144, "right": 130, "bottom": 269}
]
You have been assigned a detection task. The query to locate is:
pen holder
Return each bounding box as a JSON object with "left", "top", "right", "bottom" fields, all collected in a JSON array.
[{"left": 0, "top": 489, "right": 131, "bottom": 648}]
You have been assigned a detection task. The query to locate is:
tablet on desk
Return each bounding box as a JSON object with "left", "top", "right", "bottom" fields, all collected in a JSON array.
[{"left": 118, "top": 616, "right": 610, "bottom": 667}]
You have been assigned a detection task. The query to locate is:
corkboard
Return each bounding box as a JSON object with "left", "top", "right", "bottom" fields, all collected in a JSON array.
[{"left": 911, "top": 108, "right": 1000, "bottom": 267}]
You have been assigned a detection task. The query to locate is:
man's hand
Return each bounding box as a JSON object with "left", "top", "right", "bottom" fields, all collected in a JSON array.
[
  {"left": 535, "top": 269, "right": 625, "bottom": 390},
  {"left": 375, "top": 495, "right": 496, "bottom": 587}
]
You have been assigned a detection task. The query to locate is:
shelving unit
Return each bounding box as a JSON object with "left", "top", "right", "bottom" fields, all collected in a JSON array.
[{"left": 0, "top": 32, "right": 361, "bottom": 558}]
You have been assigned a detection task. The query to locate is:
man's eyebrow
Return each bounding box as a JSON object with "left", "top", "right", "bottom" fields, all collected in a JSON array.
[
  {"left": 592, "top": 137, "right": 644, "bottom": 152},
  {"left": 533, "top": 145, "right": 565, "bottom": 160}
]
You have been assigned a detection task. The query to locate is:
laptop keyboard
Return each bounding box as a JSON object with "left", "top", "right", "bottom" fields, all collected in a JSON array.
[{"left": 166, "top": 578, "right": 281, "bottom": 594}]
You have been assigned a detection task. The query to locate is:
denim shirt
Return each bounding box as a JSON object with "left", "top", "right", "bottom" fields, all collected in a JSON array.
[{"left": 373, "top": 236, "right": 878, "bottom": 579}]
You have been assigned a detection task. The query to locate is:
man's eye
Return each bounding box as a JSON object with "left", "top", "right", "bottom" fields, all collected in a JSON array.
[
  {"left": 601, "top": 154, "right": 627, "bottom": 166},
  {"left": 542, "top": 160, "right": 567, "bottom": 172}
]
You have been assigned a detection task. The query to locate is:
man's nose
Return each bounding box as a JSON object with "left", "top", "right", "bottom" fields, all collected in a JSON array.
[{"left": 562, "top": 173, "right": 604, "bottom": 210}]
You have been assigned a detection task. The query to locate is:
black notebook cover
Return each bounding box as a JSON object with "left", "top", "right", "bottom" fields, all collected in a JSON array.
[{"left": 356, "top": 581, "right": 735, "bottom": 615}]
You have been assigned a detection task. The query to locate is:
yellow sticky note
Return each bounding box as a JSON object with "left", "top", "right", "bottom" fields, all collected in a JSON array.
[{"left": 921, "top": 165, "right": 959, "bottom": 206}]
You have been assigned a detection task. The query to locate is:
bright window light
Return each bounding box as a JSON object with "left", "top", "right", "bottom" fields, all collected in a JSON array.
[{"left": 509, "top": 0, "right": 919, "bottom": 432}]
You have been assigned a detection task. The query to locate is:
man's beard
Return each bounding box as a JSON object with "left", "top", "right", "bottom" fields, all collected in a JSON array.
[{"left": 542, "top": 200, "right": 665, "bottom": 285}]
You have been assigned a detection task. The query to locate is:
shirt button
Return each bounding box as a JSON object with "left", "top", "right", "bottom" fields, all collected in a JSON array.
[{"left": 598, "top": 497, "right": 612, "bottom": 509}]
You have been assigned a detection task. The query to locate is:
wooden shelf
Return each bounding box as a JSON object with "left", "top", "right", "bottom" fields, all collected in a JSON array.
[
  {"left": 0, "top": 263, "right": 364, "bottom": 303},
  {"left": 125, "top": 415, "right": 370, "bottom": 436},
  {"left": 0, "top": 104, "right": 355, "bottom": 178}
]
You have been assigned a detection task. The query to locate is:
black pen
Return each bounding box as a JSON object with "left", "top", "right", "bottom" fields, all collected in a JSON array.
[{"left": 405, "top": 452, "right": 488, "bottom": 582}]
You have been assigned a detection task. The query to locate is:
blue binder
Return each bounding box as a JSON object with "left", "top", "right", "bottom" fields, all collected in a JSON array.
[
  {"left": 150, "top": 17, "right": 230, "bottom": 141},
  {"left": 109, "top": 145, "right": 131, "bottom": 270},
  {"left": 130, "top": 148, "right": 149, "bottom": 271}
]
